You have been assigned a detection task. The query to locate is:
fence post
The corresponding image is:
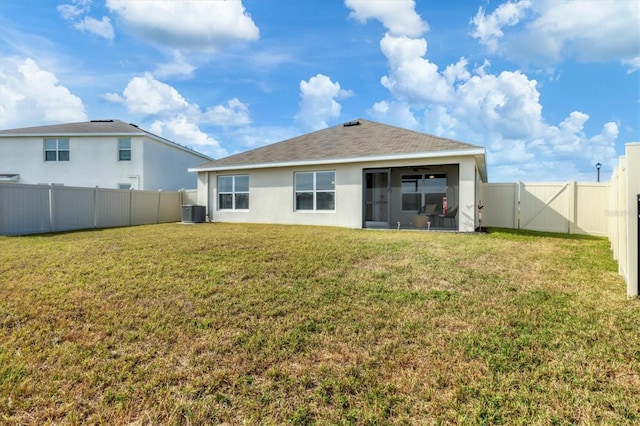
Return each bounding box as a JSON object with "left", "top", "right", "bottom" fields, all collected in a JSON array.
[
  {"left": 129, "top": 188, "right": 133, "bottom": 227},
  {"left": 157, "top": 190, "right": 162, "bottom": 224},
  {"left": 93, "top": 186, "right": 98, "bottom": 229},
  {"left": 515, "top": 181, "right": 521, "bottom": 230},
  {"left": 48, "top": 184, "right": 55, "bottom": 232},
  {"left": 568, "top": 179, "right": 576, "bottom": 234}
]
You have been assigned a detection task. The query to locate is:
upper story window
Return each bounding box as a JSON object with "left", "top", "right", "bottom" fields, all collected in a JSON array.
[
  {"left": 218, "top": 175, "right": 249, "bottom": 210},
  {"left": 118, "top": 138, "right": 131, "bottom": 161},
  {"left": 295, "top": 171, "right": 335, "bottom": 211},
  {"left": 44, "top": 138, "right": 69, "bottom": 162}
]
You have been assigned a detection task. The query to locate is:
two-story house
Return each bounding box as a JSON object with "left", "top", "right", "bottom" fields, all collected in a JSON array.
[{"left": 0, "top": 120, "right": 211, "bottom": 190}]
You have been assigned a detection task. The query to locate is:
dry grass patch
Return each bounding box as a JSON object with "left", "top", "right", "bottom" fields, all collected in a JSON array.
[{"left": 1, "top": 224, "right": 638, "bottom": 424}]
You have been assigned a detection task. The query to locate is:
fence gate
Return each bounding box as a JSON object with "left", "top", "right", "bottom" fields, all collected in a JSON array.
[
  {"left": 481, "top": 180, "right": 609, "bottom": 235},
  {"left": 519, "top": 182, "right": 572, "bottom": 233}
]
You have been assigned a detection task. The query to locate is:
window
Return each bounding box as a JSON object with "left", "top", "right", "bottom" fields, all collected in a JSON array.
[
  {"left": 118, "top": 183, "right": 131, "bottom": 190},
  {"left": 118, "top": 138, "right": 131, "bottom": 161},
  {"left": 295, "top": 171, "right": 335, "bottom": 211},
  {"left": 218, "top": 175, "right": 249, "bottom": 210},
  {"left": 401, "top": 173, "right": 447, "bottom": 211},
  {"left": 401, "top": 175, "right": 422, "bottom": 211},
  {"left": 44, "top": 138, "right": 69, "bottom": 161}
]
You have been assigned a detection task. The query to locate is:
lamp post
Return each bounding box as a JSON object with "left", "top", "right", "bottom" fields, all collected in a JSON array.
[{"left": 595, "top": 162, "right": 602, "bottom": 182}]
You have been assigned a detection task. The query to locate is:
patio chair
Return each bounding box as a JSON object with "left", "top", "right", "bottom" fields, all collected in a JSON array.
[
  {"left": 413, "top": 204, "right": 438, "bottom": 229},
  {"left": 439, "top": 205, "right": 458, "bottom": 229}
]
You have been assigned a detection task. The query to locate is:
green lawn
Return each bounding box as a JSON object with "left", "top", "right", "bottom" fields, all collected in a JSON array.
[{"left": 1, "top": 223, "right": 638, "bottom": 425}]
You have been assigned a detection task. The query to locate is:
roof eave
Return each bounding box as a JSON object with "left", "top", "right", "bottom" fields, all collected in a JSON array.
[
  {"left": 189, "top": 148, "right": 486, "bottom": 173},
  {"left": 0, "top": 132, "right": 144, "bottom": 137}
]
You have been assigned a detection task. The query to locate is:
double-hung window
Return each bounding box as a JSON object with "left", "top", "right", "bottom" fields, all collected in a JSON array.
[
  {"left": 118, "top": 138, "right": 131, "bottom": 161},
  {"left": 218, "top": 175, "right": 249, "bottom": 210},
  {"left": 44, "top": 138, "right": 69, "bottom": 161},
  {"left": 295, "top": 171, "right": 335, "bottom": 211}
]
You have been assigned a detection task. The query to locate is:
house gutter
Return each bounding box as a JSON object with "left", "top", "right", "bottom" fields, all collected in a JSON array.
[{"left": 189, "top": 148, "right": 486, "bottom": 173}]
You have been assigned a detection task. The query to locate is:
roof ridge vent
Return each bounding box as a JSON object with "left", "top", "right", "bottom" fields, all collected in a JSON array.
[
  {"left": 343, "top": 120, "right": 360, "bottom": 127},
  {"left": 90, "top": 119, "right": 114, "bottom": 123}
]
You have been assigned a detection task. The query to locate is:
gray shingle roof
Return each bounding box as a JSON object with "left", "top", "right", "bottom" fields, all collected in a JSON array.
[
  {"left": 0, "top": 120, "right": 146, "bottom": 135},
  {"left": 191, "top": 119, "right": 484, "bottom": 171}
]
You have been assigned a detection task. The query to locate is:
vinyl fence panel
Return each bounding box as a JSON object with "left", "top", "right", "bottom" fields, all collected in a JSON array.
[
  {"left": 159, "top": 191, "right": 181, "bottom": 223},
  {"left": 96, "top": 188, "right": 132, "bottom": 228},
  {"left": 480, "top": 183, "right": 517, "bottom": 228},
  {"left": 50, "top": 185, "right": 96, "bottom": 232},
  {"left": 1, "top": 184, "right": 188, "bottom": 235},
  {"left": 575, "top": 183, "right": 609, "bottom": 236},
  {"left": 0, "top": 183, "right": 51, "bottom": 235},
  {"left": 181, "top": 189, "right": 198, "bottom": 205},
  {"left": 131, "top": 190, "right": 161, "bottom": 226}
]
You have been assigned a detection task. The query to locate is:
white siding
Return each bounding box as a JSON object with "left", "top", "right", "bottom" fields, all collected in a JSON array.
[
  {"left": 0, "top": 134, "right": 206, "bottom": 190},
  {"left": 142, "top": 138, "right": 207, "bottom": 190}
]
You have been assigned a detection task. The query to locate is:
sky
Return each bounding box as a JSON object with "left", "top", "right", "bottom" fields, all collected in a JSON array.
[{"left": 1, "top": 0, "right": 638, "bottom": 182}]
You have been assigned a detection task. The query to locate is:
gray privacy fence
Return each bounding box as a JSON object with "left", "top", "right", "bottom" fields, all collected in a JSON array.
[{"left": 0, "top": 183, "right": 199, "bottom": 235}]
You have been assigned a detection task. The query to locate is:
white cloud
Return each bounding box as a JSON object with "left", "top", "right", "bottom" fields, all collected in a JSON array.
[
  {"left": 105, "top": 0, "right": 259, "bottom": 52},
  {"left": 104, "top": 73, "right": 252, "bottom": 157},
  {"left": 453, "top": 70, "right": 544, "bottom": 140},
  {"left": 203, "top": 98, "right": 251, "bottom": 127},
  {"left": 470, "top": 0, "right": 532, "bottom": 52},
  {"left": 0, "top": 58, "right": 87, "bottom": 129},
  {"left": 355, "top": 0, "right": 620, "bottom": 182},
  {"left": 150, "top": 116, "right": 228, "bottom": 158},
  {"left": 369, "top": 100, "right": 418, "bottom": 130},
  {"left": 295, "top": 74, "right": 353, "bottom": 131},
  {"left": 379, "top": 34, "right": 453, "bottom": 104},
  {"left": 470, "top": 0, "right": 640, "bottom": 71},
  {"left": 58, "top": 0, "right": 114, "bottom": 40},
  {"left": 74, "top": 16, "right": 115, "bottom": 40},
  {"left": 57, "top": 0, "right": 91, "bottom": 20},
  {"left": 154, "top": 51, "right": 197, "bottom": 79},
  {"left": 107, "top": 72, "right": 189, "bottom": 115},
  {"left": 345, "top": 0, "right": 428, "bottom": 37}
]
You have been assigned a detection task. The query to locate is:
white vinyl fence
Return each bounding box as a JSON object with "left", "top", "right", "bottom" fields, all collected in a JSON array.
[
  {"left": 480, "top": 180, "right": 609, "bottom": 236},
  {"left": 481, "top": 142, "right": 639, "bottom": 298},
  {"left": 608, "top": 143, "right": 639, "bottom": 298},
  {"left": 0, "top": 184, "right": 199, "bottom": 236}
]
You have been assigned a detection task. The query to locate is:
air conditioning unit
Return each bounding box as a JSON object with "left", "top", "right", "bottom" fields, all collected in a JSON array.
[{"left": 181, "top": 205, "right": 206, "bottom": 223}]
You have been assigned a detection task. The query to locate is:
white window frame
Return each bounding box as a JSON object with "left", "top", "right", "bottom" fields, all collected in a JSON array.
[
  {"left": 118, "top": 138, "right": 131, "bottom": 161},
  {"left": 294, "top": 171, "right": 336, "bottom": 212},
  {"left": 218, "top": 175, "right": 249, "bottom": 210},
  {"left": 44, "top": 138, "right": 69, "bottom": 162}
]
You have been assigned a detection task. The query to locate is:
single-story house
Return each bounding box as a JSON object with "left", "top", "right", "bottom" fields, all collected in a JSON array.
[
  {"left": 189, "top": 119, "right": 487, "bottom": 231},
  {"left": 0, "top": 120, "right": 211, "bottom": 190}
]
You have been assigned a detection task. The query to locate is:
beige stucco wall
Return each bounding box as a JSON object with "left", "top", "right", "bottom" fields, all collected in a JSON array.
[{"left": 196, "top": 154, "right": 483, "bottom": 231}]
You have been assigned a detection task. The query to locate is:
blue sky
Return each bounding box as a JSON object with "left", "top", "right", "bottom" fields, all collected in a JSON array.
[{"left": 1, "top": 0, "right": 638, "bottom": 182}]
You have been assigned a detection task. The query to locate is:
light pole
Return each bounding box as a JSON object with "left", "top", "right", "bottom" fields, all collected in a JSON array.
[{"left": 595, "top": 162, "right": 602, "bottom": 182}]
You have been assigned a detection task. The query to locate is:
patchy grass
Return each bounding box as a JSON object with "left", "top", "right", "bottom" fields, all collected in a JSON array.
[{"left": 1, "top": 224, "right": 638, "bottom": 424}]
